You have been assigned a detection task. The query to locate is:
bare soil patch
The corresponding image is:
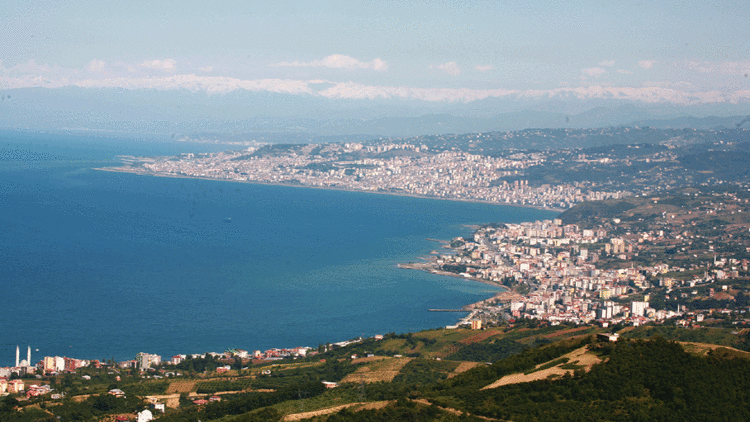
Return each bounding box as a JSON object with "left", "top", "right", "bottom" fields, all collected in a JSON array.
[
  {"left": 282, "top": 401, "right": 392, "bottom": 421},
  {"left": 482, "top": 346, "right": 602, "bottom": 389},
  {"left": 448, "top": 361, "right": 484, "bottom": 378}
]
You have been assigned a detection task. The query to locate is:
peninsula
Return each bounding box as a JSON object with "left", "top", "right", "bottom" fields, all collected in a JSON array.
[{"left": 101, "top": 127, "right": 750, "bottom": 213}]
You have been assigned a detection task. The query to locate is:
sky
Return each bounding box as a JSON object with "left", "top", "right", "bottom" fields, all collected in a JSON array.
[{"left": 1, "top": 0, "right": 749, "bottom": 113}]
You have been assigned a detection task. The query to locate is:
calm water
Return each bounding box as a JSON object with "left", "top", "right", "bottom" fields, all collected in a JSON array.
[{"left": 0, "top": 130, "right": 557, "bottom": 365}]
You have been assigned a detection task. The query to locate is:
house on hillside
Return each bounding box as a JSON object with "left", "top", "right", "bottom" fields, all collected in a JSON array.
[
  {"left": 9, "top": 379, "right": 24, "bottom": 393},
  {"left": 108, "top": 388, "right": 126, "bottom": 398}
]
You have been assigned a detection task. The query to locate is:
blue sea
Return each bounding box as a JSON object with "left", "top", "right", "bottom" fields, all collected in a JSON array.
[{"left": 0, "top": 130, "right": 557, "bottom": 365}]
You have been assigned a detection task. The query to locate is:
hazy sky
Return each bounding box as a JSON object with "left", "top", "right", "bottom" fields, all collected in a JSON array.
[{"left": 2, "top": 0, "right": 749, "bottom": 106}]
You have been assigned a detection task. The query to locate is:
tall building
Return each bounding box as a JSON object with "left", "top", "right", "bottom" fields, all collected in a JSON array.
[
  {"left": 15, "top": 345, "right": 19, "bottom": 367},
  {"left": 136, "top": 352, "right": 162, "bottom": 370},
  {"left": 631, "top": 301, "right": 649, "bottom": 317}
]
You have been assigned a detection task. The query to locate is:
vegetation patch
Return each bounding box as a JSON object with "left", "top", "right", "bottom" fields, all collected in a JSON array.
[
  {"left": 391, "top": 359, "right": 460, "bottom": 386},
  {"left": 446, "top": 337, "right": 524, "bottom": 362}
]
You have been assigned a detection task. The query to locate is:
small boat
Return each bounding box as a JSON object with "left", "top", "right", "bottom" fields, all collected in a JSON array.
[{"left": 223, "top": 217, "right": 232, "bottom": 223}]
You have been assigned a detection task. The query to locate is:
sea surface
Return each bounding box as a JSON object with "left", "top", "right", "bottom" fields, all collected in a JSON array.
[{"left": 0, "top": 130, "right": 557, "bottom": 365}]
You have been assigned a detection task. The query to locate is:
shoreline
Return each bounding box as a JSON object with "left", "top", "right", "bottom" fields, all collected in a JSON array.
[
  {"left": 397, "top": 261, "right": 523, "bottom": 312},
  {"left": 94, "top": 166, "right": 566, "bottom": 213}
]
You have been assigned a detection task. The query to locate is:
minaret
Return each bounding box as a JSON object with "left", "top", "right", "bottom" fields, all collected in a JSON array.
[
  {"left": 15, "top": 345, "right": 19, "bottom": 367},
  {"left": 27, "top": 346, "right": 31, "bottom": 366}
]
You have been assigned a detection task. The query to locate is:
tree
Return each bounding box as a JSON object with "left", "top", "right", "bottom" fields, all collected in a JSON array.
[
  {"left": 736, "top": 291, "right": 748, "bottom": 307},
  {"left": 0, "top": 395, "right": 19, "bottom": 413}
]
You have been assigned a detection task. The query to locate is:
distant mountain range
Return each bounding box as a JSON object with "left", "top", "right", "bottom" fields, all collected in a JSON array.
[{"left": 1, "top": 86, "right": 748, "bottom": 141}]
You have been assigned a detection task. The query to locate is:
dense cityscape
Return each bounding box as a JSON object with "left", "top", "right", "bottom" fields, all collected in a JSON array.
[
  {"left": 4, "top": 129, "right": 750, "bottom": 421},
  {"left": 115, "top": 142, "right": 628, "bottom": 210}
]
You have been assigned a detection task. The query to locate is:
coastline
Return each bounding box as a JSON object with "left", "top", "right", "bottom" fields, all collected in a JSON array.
[
  {"left": 397, "top": 260, "right": 523, "bottom": 312},
  {"left": 94, "top": 166, "right": 566, "bottom": 213}
]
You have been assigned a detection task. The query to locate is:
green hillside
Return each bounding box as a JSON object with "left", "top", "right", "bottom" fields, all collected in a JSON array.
[{"left": 6, "top": 324, "right": 748, "bottom": 421}]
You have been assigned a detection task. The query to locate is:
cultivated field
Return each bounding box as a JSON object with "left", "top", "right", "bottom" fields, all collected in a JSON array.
[
  {"left": 340, "top": 357, "right": 413, "bottom": 384},
  {"left": 166, "top": 380, "right": 196, "bottom": 394},
  {"left": 459, "top": 329, "right": 501, "bottom": 345}
]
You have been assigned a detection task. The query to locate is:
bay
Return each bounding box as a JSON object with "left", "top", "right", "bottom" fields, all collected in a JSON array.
[{"left": 0, "top": 131, "right": 557, "bottom": 365}]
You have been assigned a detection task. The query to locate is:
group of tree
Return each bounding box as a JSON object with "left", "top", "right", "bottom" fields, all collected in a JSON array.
[{"left": 427, "top": 337, "right": 750, "bottom": 421}]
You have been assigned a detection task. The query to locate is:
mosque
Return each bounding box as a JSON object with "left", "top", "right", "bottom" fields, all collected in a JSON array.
[{"left": 15, "top": 345, "right": 32, "bottom": 368}]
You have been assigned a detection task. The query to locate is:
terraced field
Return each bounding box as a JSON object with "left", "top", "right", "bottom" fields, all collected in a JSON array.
[
  {"left": 459, "top": 329, "right": 501, "bottom": 345},
  {"left": 340, "top": 357, "right": 413, "bottom": 384},
  {"left": 166, "top": 380, "right": 196, "bottom": 394}
]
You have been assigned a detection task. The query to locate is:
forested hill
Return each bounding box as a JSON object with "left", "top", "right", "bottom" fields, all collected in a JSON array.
[
  {"left": 5, "top": 326, "right": 750, "bottom": 421},
  {"left": 145, "top": 336, "right": 750, "bottom": 422},
  {"left": 425, "top": 336, "right": 750, "bottom": 421}
]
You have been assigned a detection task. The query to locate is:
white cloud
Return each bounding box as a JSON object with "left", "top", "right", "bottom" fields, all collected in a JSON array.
[
  {"left": 87, "top": 59, "right": 106, "bottom": 72},
  {"left": 140, "top": 59, "right": 177, "bottom": 71},
  {"left": 317, "top": 83, "right": 750, "bottom": 105},
  {"left": 642, "top": 80, "right": 694, "bottom": 88},
  {"left": 74, "top": 75, "right": 313, "bottom": 95},
  {"left": 685, "top": 60, "right": 750, "bottom": 75},
  {"left": 518, "top": 85, "right": 732, "bottom": 105},
  {"left": 638, "top": 60, "right": 654, "bottom": 69},
  {"left": 598, "top": 60, "right": 615, "bottom": 67},
  {"left": 475, "top": 65, "right": 493, "bottom": 72},
  {"left": 271, "top": 54, "right": 387, "bottom": 71},
  {"left": 3, "top": 60, "right": 750, "bottom": 106},
  {"left": 199, "top": 66, "right": 213, "bottom": 72},
  {"left": 434, "top": 62, "right": 460, "bottom": 76},
  {"left": 317, "top": 82, "right": 515, "bottom": 102},
  {"left": 582, "top": 67, "right": 607, "bottom": 77},
  {"left": 617, "top": 69, "right": 632, "bottom": 74}
]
